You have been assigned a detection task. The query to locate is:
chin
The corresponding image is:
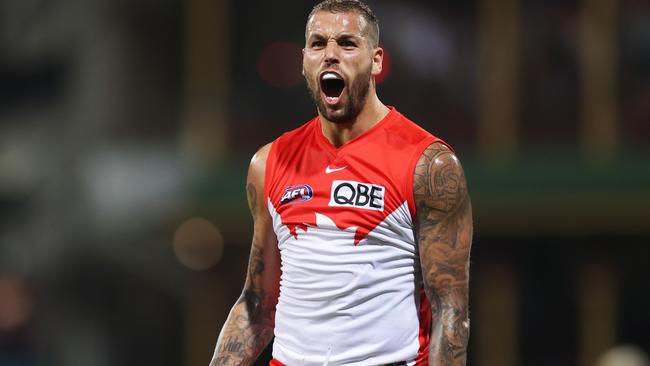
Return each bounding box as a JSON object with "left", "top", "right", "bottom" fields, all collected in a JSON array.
[{"left": 319, "top": 104, "right": 353, "bottom": 124}]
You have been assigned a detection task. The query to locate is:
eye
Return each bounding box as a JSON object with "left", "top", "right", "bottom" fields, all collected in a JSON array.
[
  {"left": 339, "top": 39, "right": 357, "bottom": 49},
  {"left": 311, "top": 40, "right": 326, "bottom": 49}
]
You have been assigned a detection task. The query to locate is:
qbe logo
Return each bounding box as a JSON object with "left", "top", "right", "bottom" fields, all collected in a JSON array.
[
  {"left": 328, "top": 180, "right": 385, "bottom": 211},
  {"left": 280, "top": 184, "right": 314, "bottom": 204}
]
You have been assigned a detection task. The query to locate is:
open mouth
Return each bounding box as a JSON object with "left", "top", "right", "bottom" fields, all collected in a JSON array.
[{"left": 320, "top": 72, "right": 345, "bottom": 102}]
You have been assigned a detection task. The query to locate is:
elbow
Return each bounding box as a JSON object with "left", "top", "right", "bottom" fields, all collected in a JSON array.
[{"left": 241, "top": 289, "right": 276, "bottom": 328}]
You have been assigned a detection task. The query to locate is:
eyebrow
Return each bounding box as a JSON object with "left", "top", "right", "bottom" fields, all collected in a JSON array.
[
  {"left": 337, "top": 34, "right": 361, "bottom": 41},
  {"left": 307, "top": 32, "right": 362, "bottom": 42}
]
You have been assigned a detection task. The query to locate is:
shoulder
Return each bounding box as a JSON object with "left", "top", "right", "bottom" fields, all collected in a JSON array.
[
  {"left": 248, "top": 143, "right": 273, "bottom": 180},
  {"left": 386, "top": 110, "right": 453, "bottom": 155},
  {"left": 413, "top": 142, "right": 469, "bottom": 218},
  {"left": 275, "top": 117, "right": 319, "bottom": 143},
  {"left": 251, "top": 115, "right": 313, "bottom": 175},
  {"left": 416, "top": 141, "right": 458, "bottom": 166},
  {"left": 250, "top": 117, "right": 316, "bottom": 181},
  {"left": 247, "top": 143, "right": 273, "bottom": 217},
  {"left": 394, "top": 110, "right": 432, "bottom": 134}
]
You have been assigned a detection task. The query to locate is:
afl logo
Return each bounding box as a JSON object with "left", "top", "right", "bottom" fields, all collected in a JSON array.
[{"left": 280, "top": 184, "right": 314, "bottom": 204}]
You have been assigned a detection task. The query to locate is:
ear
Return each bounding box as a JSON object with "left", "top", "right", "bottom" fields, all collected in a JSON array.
[
  {"left": 371, "top": 46, "right": 383, "bottom": 76},
  {"left": 302, "top": 48, "right": 306, "bottom": 76}
]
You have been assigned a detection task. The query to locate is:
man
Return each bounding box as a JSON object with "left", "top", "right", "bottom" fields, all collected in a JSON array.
[{"left": 210, "top": 1, "right": 472, "bottom": 365}]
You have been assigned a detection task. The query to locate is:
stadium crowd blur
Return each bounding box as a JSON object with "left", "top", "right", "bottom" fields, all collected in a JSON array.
[{"left": 0, "top": 0, "right": 649, "bottom": 365}]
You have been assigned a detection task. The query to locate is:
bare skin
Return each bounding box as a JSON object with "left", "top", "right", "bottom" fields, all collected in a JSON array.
[
  {"left": 414, "top": 142, "right": 473, "bottom": 366},
  {"left": 209, "top": 144, "right": 281, "bottom": 366}
]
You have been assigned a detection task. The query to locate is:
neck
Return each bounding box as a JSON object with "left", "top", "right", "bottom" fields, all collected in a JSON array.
[{"left": 319, "top": 92, "right": 390, "bottom": 147}]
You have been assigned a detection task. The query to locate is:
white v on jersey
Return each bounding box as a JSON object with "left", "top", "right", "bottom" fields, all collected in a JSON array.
[{"left": 264, "top": 107, "right": 450, "bottom": 366}]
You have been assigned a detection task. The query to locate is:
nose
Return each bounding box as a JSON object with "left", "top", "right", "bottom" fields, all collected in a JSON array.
[{"left": 323, "top": 40, "right": 340, "bottom": 66}]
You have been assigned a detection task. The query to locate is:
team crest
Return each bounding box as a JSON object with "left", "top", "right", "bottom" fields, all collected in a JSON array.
[{"left": 280, "top": 184, "right": 314, "bottom": 204}]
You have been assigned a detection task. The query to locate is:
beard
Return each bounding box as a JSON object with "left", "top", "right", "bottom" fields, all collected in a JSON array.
[{"left": 306, "top": 66, "right": 372, "bottom": 124}]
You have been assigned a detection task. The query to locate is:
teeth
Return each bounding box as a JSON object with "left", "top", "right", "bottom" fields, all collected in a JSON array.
[{"left": 321, "top": 72, "right": 342, "bottom": 81}]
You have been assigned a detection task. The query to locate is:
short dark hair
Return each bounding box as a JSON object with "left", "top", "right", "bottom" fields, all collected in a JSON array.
[{"left": 306, "top": 0, "right": 380, "bottom": 47}]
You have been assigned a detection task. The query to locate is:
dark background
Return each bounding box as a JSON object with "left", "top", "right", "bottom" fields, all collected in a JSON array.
[{"left": 1, "top": 0, "right": 649, "bottom": 365}]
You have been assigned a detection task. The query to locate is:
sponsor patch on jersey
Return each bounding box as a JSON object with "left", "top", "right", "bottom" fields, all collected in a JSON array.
[
  {"left": 328, "top": 180, "right": 385, "bottom": 211},
  {"left": 280, "top": 184, "right": 314, "bottom": 204}
]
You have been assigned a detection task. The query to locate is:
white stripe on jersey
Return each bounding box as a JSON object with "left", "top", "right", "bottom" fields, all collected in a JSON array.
[{"left": 269, "top": 199, "right": 424, "bottom": 366}]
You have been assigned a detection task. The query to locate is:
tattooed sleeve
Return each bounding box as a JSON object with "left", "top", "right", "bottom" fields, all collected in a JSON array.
[{"left": 413, "top": 142, "right": 473, "bottom": 366}]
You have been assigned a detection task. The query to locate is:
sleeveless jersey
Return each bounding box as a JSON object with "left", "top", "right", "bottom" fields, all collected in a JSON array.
[{"left": 264, "top": 107, "right": 448, "bottom": 366}]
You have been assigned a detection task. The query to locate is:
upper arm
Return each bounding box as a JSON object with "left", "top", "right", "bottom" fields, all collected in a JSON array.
[
  {"left": 413, "top": 142, "right": 472, "bottom": 304},
  {"left": 242, "top": 143, "right": 281, "bottom": 324}
]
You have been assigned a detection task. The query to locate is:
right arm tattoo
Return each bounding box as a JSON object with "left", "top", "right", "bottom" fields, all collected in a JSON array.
[{"left": 210, "top": 177, "right": 278, "bottom": 365}]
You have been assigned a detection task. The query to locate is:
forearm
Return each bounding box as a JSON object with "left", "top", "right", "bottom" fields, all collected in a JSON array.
[
  {"left": 210, "top": 293, "right": 275, "bottom": 366},
  {"left": 428, "top": 293, "right": 470, "bottom": 366}
]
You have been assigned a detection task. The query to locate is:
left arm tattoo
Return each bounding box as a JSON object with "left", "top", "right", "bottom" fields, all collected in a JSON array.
[{"left": 413, "top": 142, "right": 473, "bottom": 366}]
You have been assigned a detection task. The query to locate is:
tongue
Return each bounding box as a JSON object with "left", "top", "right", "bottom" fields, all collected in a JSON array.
[{"left": 324, "top": 95, "right": 340, "bottom": 105}]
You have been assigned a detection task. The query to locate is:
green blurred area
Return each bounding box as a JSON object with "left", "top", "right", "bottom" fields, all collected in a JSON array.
[{"left": 196, "top": 151, "right": 650, "bottom": 239}]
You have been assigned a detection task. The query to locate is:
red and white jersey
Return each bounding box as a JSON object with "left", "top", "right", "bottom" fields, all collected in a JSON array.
[{"left": 265, "top": 107, "right": 448, "bottom": 366}]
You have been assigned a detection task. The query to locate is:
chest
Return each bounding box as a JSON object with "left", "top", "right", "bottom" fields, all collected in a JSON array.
[{"left": 268, "top": 146, "right": 412, "bottom": 244}]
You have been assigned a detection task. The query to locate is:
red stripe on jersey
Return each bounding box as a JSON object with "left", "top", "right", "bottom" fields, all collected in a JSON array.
[
  {"left": 416, "top": 286, "right": 432, "bottom": 366},
  {"left": 269, "top": 359, "right": 286, "bottom": 366}
]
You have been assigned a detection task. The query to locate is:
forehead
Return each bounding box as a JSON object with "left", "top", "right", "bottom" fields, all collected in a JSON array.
[{"left": 306, "top": 11, "right": 367, "bottom": 37}]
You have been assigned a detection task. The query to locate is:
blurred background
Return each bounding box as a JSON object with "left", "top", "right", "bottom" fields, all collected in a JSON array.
[{"left": 0, "top": 0, "right": 649, "bottom": 365}]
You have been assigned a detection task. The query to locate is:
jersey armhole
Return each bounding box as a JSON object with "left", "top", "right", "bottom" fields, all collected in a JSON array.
[
  {"left": 404, "top": 137, "right": 455, "bottom": 219},
  {"left": 263, "top": 141, "right": 278, "bottom": 209}
]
